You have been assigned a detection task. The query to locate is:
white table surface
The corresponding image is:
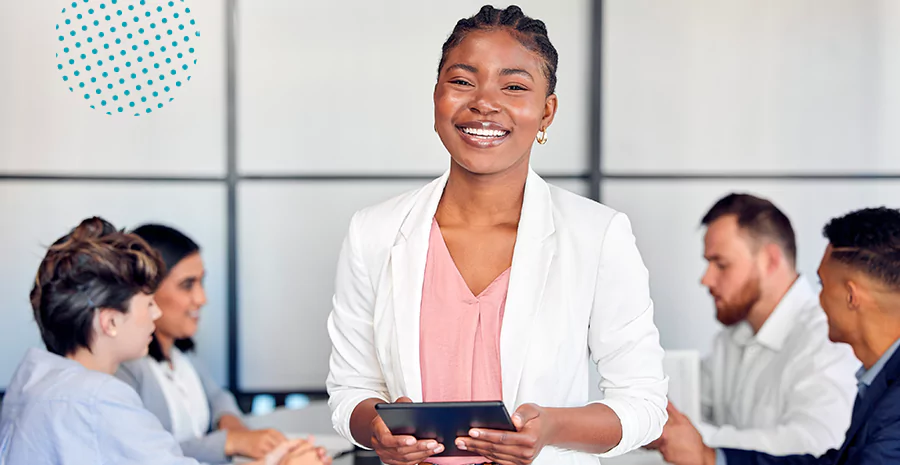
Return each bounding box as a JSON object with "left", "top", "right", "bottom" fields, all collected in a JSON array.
[
  {"left": 239, "top": 402, "right": 354, "bottom": 465},
  {"left": 239, "top": 402, "right": 668, "bottom": 465}
]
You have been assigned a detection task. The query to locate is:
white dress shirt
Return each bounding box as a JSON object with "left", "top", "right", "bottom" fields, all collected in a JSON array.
[
  {"left": 326, "top": 169, "right": 668, "bottom": 464},
  {"left": 148, "top": 348, "right": 212, "bottom": 443},
  {"left": 699, "top": 276, "right": 860, "bottom": 456}
]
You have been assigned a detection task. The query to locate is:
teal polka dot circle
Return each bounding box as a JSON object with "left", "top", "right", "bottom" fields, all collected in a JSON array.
[{"left": 56, "top": 0, "right": 200, "bottom": 116}]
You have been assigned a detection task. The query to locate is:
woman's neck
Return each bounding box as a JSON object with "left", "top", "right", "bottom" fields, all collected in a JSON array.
[
  {"left": 438, "top": 161, "right": 527, "bottom": 227},
  {"left": 156, "top": 332, "right": 175, "bottom": 360},
  {"left": 67, "top": 347, "right": 119, "bottom": 375}
]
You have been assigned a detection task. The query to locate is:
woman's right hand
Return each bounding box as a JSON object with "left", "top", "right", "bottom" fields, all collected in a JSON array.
[
  {"left": 371, "top": 397, "right": 444, "bottom": 465},
  {"left": 258, "top": 439, "right": 328, "bottom": 465}
]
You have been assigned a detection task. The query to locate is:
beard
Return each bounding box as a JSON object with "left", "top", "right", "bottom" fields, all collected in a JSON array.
[{"left": 714, "top": 272, "right": 762, "bottom": 326}]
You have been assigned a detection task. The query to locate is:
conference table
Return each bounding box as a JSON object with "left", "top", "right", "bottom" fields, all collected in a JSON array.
[
  {"left": 240, "top": 401, "right": 356, "bottom": 465},
  {"left": 241, "top": 401, "right": 667, "bottom": 465}
]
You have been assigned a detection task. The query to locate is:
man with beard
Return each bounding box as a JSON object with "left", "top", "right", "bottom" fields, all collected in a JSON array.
[
  {"left": 657, "top": 194, "right": 859, "bottom": 456},
  {"left": 658, "top": 206, "right": 900, "bottom": 465}
]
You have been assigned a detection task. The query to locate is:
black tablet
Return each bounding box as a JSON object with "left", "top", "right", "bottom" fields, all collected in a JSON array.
[{"left": 375, "top": 401, "right": 517, "bottom": 457}]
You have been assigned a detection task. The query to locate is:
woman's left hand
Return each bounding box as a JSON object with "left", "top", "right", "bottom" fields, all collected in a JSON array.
[{"left": 455, "top": 403, "right": 554, "bottom": 465}]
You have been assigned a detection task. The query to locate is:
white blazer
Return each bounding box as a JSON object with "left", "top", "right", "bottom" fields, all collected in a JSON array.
[{"left": 326, "top": 168, "right": 668, "bottom": 464}]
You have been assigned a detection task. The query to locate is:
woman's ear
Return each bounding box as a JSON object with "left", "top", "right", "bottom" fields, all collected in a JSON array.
[
  {"left": 97, "top": 308, "right": 119, "bottom": 338},
  {"left": 541, "top": 94, "right": 558, "bottom": 130}
]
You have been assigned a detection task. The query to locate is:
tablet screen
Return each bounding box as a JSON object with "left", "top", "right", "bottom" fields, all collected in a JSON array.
[{"left": 376, "top": 401, "right": 516, "bottom": 457}]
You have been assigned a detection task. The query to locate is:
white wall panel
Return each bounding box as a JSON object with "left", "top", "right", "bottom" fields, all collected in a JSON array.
[
  {"left": 237, "top": 0, "right": 590, "bottom": 176},
  {"left": 0, "top": 181, "right": 228, "bottom": 388},
  {"left": 602, "top": 179, "right": 900, "bottom": 356}
]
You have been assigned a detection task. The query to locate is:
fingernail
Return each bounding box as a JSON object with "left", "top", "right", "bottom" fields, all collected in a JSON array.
[
  {"left": 405, "top": 438, "right": 416, "bottom": 446},
  {"left": 426, "top": 441, "right": 437, "bottom": 449},
  {"left": 456, "top": 440, "right": 467, "bottom": 451},
  {"left": 469, "top": 430, "right": 480, "bottom": 438},
  {"left": 434, "top": 444, "right": 444, "bottom": 453},
  {"left": 513, "top": 413, "right": 523, "bottom": 423}
]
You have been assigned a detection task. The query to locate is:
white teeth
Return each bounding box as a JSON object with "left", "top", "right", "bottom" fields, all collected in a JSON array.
[{"left": 462, "top": 127, "right": 507, "bottom": 137}]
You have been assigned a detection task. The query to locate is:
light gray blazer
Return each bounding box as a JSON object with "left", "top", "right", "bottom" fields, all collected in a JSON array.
[{"left": 116, "top": 355, "right": 242, "bottom": 465}]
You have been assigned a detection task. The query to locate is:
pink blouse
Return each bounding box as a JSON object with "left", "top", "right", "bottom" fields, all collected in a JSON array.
[{"left": 419, "top": 218, "right": 510, "bottom": 465}]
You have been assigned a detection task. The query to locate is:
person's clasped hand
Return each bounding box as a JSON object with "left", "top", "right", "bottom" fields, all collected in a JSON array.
[
  {"left": 227, "top": 428, "right": 290, "bottom": 459},
  {"left": 658, "top": 403, "right": 717, "bottom": 465},
  {"left": 262, "top": 437, "right": 332, "bottom": 465}
]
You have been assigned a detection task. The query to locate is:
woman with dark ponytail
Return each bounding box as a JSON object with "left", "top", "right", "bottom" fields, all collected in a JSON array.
[
  {"left": 326, "top": 5, "right": 667, "bottom": 465},
  {"left": 117, "top": 224, "right": 292, "bottom": 464},
  {"left": 0, "top": 218, "right": 325, "bottom": 465}
]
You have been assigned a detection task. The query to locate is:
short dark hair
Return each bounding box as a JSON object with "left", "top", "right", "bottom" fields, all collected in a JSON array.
[
  {"left": 823, "top": 207, "right": 900, "bottom": 290},
  {"left": 438, "top": 5, "right": 559, "bottom": 96},
  {"left": 701, "top": 193, "right": 797, "bottom": 266},
  {"left": 131, "top": 224, "right": 200, "bottom": 361},
  {"left": 31, "top": 217, "right": 165, "bottom": 356}
]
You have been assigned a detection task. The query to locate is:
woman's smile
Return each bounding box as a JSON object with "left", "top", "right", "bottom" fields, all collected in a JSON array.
[{"left": 455, "top": 120, "right": 511, "bottom": 148}]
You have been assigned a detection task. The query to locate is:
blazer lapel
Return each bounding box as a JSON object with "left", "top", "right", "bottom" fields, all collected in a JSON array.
[
  {"left": 390, "top": 172, "right": 449, "bottom": 402},
  {"left": 138, "top": 359, "right": 173, "bottom": 431},
  {"left": 500, "top": 169, "right": 556, "bottom": 412}
]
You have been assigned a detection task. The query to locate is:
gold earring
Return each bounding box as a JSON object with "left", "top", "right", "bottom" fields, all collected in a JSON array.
[{"left": 536, "top": 128, "right": 548, "bottom": 145}]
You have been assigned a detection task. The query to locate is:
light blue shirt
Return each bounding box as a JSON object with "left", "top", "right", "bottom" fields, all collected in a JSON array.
[
  {"left": 0, "top": 348, "right": 199, "bottom": 465},
  {"left": 856, "top": 337, "right": 900, "bottom": 399}
]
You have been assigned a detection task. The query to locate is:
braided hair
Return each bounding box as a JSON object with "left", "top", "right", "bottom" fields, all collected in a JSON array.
[{"left": 438, "top": 5, "right": 559, "bottom": 96}]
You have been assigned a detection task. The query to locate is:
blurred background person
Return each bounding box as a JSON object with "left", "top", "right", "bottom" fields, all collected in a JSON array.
[
  {"left": 117, "top": 224, "right": 291, "bottom": 464},
  {"left": 656, "top": 194, "right": 858, "bottom": 455},
  {"left": 0, "top": 217, "right": 325, "bottom": 465}
]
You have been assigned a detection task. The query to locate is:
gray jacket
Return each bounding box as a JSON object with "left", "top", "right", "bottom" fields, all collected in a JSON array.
[{"left": 115, "top": 355, "right": 242, "bottom": 465}]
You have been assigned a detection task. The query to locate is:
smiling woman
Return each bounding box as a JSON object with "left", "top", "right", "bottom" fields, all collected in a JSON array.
[
  {"left": 326, "top": 5, "right": 669, "bottom": 465},
  {"left": 434, "top": 6, "right": 557, "bottom": 175},
  {"left": 114, "top": 224, "right": 313, "bottom": 464}
]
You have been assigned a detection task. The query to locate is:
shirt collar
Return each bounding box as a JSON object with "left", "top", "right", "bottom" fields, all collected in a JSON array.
[
  {"left": 729, "top": 276, "right": 816, "bottom": 351},
  {"left": 857, "top": 336, "right": 900, "bottom": 389}
]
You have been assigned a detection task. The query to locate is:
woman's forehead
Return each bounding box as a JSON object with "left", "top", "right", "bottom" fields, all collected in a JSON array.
[{"left": 443, "top": 29, "right": 544, "bottom": 73}]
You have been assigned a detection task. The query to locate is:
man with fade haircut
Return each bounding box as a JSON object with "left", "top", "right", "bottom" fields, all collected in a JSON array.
[
  {"left": 654, "top": 194, "right": 858, "bottom": 457},
  {"left": 659, "top": 206, "right": 900, "bottom": 465}
]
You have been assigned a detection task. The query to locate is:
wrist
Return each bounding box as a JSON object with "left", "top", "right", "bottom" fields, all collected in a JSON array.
[
  {"left": 224, "top": 430, "right": 239, "bottom": 457},
  {"left": 219, "top": 414, "right": 248, "bottom": 431},
  {"left": 350, "top": 398, "right": 382, "bottom": 449},
  {"left": 703, "top": 446, "right": 717, "bottom": 465},
  {"left": 542, "top": 406, "right": 561, "bottom": 446}
]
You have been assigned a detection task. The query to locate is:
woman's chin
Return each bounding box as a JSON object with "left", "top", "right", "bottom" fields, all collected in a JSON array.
[
  {"left": 450, "top": 149, "right": 530, "bottom": 176},
  {"left": 179, "top": 317, "right": 200, "bottom": 335}
]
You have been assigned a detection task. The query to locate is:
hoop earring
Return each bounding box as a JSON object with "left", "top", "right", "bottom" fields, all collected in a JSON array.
[{"left": 536, "top": 129, "right": 548, "bottom": 145}]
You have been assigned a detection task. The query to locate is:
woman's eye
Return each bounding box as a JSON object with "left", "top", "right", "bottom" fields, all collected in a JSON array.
[
  {"left": 506, "top": 85, "right": 527, "bottom": 91},
  {"left": 450, "top": 79, "right": 472, "bottom": 86}
]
